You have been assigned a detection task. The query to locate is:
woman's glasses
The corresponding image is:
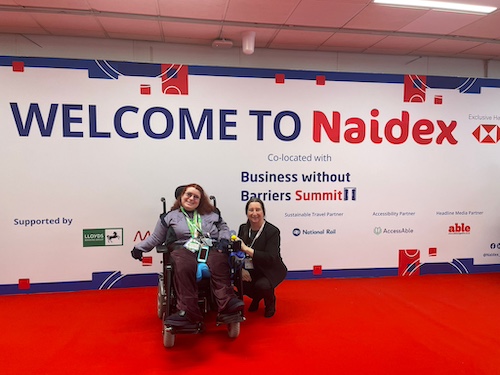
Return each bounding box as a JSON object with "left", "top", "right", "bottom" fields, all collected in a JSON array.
[{"left": 184, "top": 192, "right": 201, "bottom": 201}]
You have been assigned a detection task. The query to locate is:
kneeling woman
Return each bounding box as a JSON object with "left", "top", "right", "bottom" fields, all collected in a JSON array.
[{"left": 234, "top": 198, "right": 287, "bottom": 318}]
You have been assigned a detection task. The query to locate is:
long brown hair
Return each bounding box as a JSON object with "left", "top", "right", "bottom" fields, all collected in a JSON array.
[{"left": 170, "top": 183, "right": 215, "bottom": 215}]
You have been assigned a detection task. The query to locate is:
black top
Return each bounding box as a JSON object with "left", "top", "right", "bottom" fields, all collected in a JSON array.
[{"left": 238, "top": 221, "right": 287, "bottom": 287}]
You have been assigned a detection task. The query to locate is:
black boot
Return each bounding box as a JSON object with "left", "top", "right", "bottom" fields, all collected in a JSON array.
[
  {"left": 222, "top": 297, "right": 245, "bottom": 314},
  {"left": 248, "top": 298, "right": 261, "bottom": 312},
  {"left": 263, "top": 289, "right": 276, "bottom": 318}
]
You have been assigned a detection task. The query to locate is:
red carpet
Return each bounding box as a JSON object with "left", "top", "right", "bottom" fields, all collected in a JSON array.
[{"left": 1, "top": 273, "right": 499, "bottom": 375}]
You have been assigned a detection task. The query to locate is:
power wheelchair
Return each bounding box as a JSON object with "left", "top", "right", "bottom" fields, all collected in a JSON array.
[{"left": 155, "top": 191, "right": 245, "bottom": 348}]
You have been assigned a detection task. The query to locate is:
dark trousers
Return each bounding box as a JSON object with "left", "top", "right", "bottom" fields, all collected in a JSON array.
[
  {"left": 242, "top": 270, "right": 275, "bottom": 306},
  {"left": 170, "top": 246, "right": 236, "bottom": 322}
]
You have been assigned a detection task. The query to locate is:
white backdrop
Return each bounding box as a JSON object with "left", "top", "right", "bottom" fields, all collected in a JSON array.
[{"left": 1, "top": 57, "right": 499, "bottom": 292}]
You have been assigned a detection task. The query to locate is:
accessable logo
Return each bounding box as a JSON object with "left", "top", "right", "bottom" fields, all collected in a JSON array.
[
  {"left": 83, "top": 228, "right": 123, "bottom": 247},
  {"left": 373, "top": 226, "right": 414, "bottom": 235}
]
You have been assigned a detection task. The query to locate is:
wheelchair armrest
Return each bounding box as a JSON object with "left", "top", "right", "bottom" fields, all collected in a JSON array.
[{"left": 156, "top": 244, "right": 169, "bottom": 253}]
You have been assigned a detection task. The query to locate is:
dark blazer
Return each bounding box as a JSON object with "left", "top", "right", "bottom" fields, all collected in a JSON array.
[{"left": 238, "top": 221, "right": 287, "bottom": 287}]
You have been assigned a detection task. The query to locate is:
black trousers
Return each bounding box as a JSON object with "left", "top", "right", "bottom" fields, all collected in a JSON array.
[
  {"left": 242, "top": 269, "right": 275, "bottom": 305},
  {"left": 170, "top": 246, "right": 236, "bottom": 322}
]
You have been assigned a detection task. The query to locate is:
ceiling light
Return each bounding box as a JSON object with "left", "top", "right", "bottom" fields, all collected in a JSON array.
[
  {"left": 373, "top": 0, "right": 497, "bottom": 14},
  {"left": 242, "top": 31, "right": 256, "bottom": 55}
]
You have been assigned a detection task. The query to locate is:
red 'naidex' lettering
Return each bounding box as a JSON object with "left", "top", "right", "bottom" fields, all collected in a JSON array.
[{"left": 313, "top": 109, "right": 458, "bottom": 145}]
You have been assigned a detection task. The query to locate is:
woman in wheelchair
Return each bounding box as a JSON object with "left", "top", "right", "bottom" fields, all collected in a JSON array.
[{"left": 131, "top": 183, "right": 245, "bottom": 326}]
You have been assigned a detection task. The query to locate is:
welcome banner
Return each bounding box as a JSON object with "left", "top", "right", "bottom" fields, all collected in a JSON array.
[{"left": 1, "top": 56, "right": 499, "bottom": 294}]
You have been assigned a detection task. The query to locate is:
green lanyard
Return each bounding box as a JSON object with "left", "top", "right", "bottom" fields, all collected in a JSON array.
[{"left": 181, "top": 207, "right": 202, "bottom": 238}]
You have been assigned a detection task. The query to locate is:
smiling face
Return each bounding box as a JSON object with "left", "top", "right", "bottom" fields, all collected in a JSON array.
[
  {"left": 181, "top": 186, "right": 202, "bottom": 212},
  {"left": 247, "top": 201, "right": 265, "bottom": 229}
]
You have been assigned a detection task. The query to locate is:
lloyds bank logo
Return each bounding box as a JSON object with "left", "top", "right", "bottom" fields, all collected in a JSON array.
[{"left": 83, "top": 228, "right": 123, "bottom": 247}]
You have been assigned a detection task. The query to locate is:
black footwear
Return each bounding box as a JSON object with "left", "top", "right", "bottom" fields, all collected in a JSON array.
[
  {"left": 223, "top": 298, "right": 245, "bottom": 314},
  {"left": 165, "top": 310, "right": 198, "bottom": 327},
  {"left": 264, "top": 296, "right": 276, "bottom": 318},
  {"left": 217, "top": 311, "right": 244, "bottom": 325},
  {"left": 248, "top": 298, "right": 260, "bottom": 312}
]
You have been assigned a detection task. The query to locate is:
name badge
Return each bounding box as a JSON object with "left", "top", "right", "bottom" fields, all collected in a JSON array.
[
  {"left": 184, "top": 238, "right": 201, "bottom": 253},
  {"left": 201, "top": 238, "right": 213, "bottom": 247},
  {"left": 244, "top": 258, "right": 254, "bottom": 269}
]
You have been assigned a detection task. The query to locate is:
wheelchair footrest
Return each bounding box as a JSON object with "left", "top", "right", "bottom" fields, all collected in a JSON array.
[
  {"left": 165, "top": 321, "right": 205, "bottom": 335},
  {"left": 216, "top": 311, "right": 245, "bottom": 326}
]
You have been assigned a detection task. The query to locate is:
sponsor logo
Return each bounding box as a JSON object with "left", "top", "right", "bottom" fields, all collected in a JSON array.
[
  {"left": 448, "top": 223, "right": 470, "bottom": 235},
  {"left": 374, "top": 226, "right": 414, "bottom": 235},
  {"left": 83, "top": 228, "right": 123, "bottom": 247},
  {"left": 472, "top": 124, "right": 500, "bottom": 144},
  {"left": 134, "top": 230, "right": 150, "bottom": 242},
  {"left": 292, "top": 228, "right": 336, "bottom": 236}
]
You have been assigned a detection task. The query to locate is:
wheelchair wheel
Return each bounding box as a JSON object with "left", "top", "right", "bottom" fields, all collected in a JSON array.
[
  {"left": 227, "top": 322, "right": 240, "bottom": 338},
  {"left": 157, "top": 277, "right": 165, "bottom": 319},
  {"left": 163, "top": 326, "right": 175, "bottom": 348}
]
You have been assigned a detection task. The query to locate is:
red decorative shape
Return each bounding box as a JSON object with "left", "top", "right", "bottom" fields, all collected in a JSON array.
[
  {"left": 316, "top": 76, "right": 326, "bottom": 86},
  {"left": 161, "top": 64, "right": 189, "bottom": 95},
  {"left": 313, "top": 265, "right": 322, "bottom": 275},
  {"left": 404, "top": 75, "right": 426, "bottom": 103},
  {"left": 18, "top": 278, "right": 30, "bottom": 290},
  {"left": 275, "top": 74, "right": 285, "bottom": 84},
  {"left": 140, "top": 84, "right": 151, "bottom": 95},
  {"left": 398, "top": 249, "right": 420, "bottom": 276},
  {"left": 12, "top": 61, "right": 24, "bottom": 72}
]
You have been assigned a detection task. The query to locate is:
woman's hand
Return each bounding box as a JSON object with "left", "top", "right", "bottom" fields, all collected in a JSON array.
[
  {"left": 231, "top": 235, "right": 254, "bottom": 257},
  {"left": 241, "top": 269, "right": 252, "bottom": 282}
]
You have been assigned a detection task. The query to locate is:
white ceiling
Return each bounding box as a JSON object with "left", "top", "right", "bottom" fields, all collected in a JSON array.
[{"left": 2, "top": 0, "right": 500, "bottom": 60}]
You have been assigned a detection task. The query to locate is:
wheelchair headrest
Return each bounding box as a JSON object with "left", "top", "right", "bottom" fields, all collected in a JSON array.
[{"left": 174, "top": 185, "right": 186, "bottom": 199}]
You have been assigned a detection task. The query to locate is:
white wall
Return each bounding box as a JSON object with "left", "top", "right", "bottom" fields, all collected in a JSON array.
[{"left": 2, "top": 33, "right": 500, "bottom": 294}]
